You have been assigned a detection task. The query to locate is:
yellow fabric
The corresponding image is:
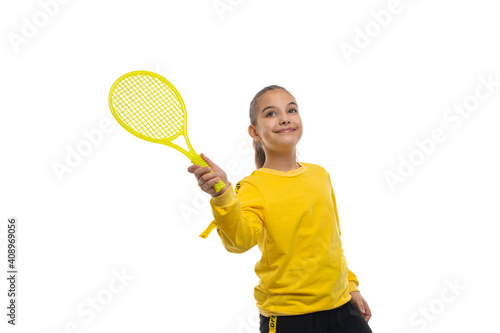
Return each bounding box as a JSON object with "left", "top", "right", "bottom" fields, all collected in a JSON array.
[{"left": 202, "top": 162, "right": 360, "bottom": 317}]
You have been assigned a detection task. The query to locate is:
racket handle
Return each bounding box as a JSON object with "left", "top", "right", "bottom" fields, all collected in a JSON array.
[{"left": 191, "top": 154, "right": 227, "bottom": 193}]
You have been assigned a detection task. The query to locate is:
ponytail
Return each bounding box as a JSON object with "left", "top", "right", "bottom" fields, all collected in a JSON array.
[{"left": 252, "top": 140, "right": 266, "bottom": 169}]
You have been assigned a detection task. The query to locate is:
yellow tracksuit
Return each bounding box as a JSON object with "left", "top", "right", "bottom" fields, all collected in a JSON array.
[{"left": 200, "top": 162, "right": 359, "bottom": 317}]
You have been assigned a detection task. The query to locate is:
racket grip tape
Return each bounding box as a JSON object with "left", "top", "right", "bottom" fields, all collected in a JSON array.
[{"left": 191, "top": 154, "right": 227, "bottom": 193}]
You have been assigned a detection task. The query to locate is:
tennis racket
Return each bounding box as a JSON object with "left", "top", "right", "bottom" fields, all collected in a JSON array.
[{"left": 108, "top": 70, "right": 226, "bottom": 193}]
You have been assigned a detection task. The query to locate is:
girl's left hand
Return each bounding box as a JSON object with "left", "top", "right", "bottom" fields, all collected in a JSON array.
[{"left": 350, "top": 291, "right": 372, "bottom": 322}]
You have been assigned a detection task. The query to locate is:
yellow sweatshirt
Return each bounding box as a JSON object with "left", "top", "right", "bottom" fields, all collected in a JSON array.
[{"left": 200, "top": 162, "right": 359, "bottom": 317}]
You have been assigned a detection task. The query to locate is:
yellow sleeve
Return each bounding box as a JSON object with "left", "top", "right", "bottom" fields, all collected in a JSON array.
[
  {"left": 206, "top": 181, "right": 265, "bottom": 254},
  {"left": 328, "top": 172, "right": 360, "bottom": 293}
]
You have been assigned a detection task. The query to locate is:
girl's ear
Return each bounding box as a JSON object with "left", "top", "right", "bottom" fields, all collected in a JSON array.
[{"left": 248, "top": 125, "right": 260, "bottom": 141}]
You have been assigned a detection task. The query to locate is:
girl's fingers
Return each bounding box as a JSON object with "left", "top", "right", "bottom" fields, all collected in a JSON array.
[
  {"left": 363, "top": 299, "right": 372, "bottom": 321},
  {"left": 188, "top": 163, "right": 212, "bottom": 175},
  {"left": 202, "top": 175, "right": 220, "bottom": 193},
  {"left": 190, "top": 155, "right": 226, "bottom": 196},
  {"left": 187, "top": 164, "right": 199, "bottom": 173},
  {"left": 198, "top": 169, "right": 218, "bottom": 188},
  {"left": 194, "top": 167, "right": 213, "bottom": 180},
  {"left": 201, "top": 153, "right": 218, "bottom": 170}
]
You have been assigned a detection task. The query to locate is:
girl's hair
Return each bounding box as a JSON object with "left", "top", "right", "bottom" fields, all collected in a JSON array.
[{"left": 249, "top": 85, "right": 299, "bottom": 169}]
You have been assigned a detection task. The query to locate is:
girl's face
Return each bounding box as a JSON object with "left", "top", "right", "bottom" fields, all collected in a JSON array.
[{"left": 250, "top": 89, "right": 303, "bottom": 153}]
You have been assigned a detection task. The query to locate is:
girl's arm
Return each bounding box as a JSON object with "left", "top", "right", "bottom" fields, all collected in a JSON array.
[
  {"left": 188, "top": 154, "right": 265, "bottom": 253},
  {"left": 209, "top": 181, "right": 265, "bottom": 253}
]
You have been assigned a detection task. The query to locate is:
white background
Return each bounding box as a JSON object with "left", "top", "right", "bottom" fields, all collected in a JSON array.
[{"left": 1, "top": 0, "right": 499, "bottom": 332}]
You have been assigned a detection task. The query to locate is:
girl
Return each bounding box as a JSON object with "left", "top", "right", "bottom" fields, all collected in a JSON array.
[{"left": 188, "top": 85, "right": 373, "bottom": 333}]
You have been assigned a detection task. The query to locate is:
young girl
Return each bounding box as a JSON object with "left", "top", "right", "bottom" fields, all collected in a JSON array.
[{"left": 188, "top": 85, "right": 373, "bottom": 333}]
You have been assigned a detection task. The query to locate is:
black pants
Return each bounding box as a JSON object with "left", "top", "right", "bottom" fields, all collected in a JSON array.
[{"left": 259, "top": 300, "right": 372, "bottom": 333}]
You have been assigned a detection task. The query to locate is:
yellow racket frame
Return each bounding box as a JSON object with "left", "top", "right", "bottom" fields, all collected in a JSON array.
[{"left": 108, "top": 70, "right": 226, "bottom": 193}]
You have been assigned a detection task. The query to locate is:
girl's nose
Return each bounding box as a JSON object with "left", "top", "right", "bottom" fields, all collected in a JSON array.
[{"left": 280, "top": 117, "right": 290, "bottom": 125}]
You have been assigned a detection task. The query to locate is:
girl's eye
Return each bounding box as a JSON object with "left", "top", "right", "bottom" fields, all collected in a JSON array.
[{"left": 266, "top": 109, "right": 297, "bottom": 117}]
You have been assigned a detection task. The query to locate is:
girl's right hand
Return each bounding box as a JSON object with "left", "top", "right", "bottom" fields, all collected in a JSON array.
[{"left": 187, "top": 153, "right": 229, "bottom": 197}]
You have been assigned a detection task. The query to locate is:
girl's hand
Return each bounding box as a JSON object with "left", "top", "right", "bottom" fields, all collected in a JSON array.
[
  {"left": 350, "top": 291, "right": 372, "bottom": 322},
  {"left": 187, "top": 153, "right": 229, "bottom": 197}
]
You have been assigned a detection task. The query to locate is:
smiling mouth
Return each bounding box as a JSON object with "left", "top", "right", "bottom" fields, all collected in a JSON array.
[{"left": 275, "top": 128, "right": 296, "bottom": 133}]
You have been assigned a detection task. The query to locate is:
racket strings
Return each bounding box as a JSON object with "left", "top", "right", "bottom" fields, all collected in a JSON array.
[{"left": 111, "top": 74, "right": 185, "bottom": 140}]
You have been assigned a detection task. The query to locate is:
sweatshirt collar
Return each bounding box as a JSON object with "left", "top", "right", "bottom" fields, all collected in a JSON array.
[{"left": 256, "top": 162, "right": 307, "bottom": 177}]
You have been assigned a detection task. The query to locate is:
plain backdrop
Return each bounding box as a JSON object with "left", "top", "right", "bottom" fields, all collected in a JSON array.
[{"left": 1, "top": 0, "right": 499, "bottom": 332}]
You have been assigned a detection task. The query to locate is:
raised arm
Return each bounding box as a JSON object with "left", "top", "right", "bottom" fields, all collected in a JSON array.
[
  {"left": 209, "top": 181, "right": 265, "bottom": 253},
  {"left": 188, "top": 153, "right": 265, "bottom": 253}
]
